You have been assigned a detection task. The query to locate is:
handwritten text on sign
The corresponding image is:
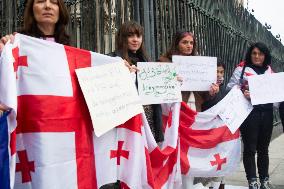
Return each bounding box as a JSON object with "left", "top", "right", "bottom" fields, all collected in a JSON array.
[
  {"left": 248, "top": 72, "right": 284, "bottom": 105},
  {"left": 76, "top": 61, "right": 143, "bottom": 137},
  {"left": 173, "top": 56, "right": 217, "bottom": 91},
  {"left": 217, "top": 86, "right": 253, "bottom": 134},
  {"left": 137, "top": 62, "right": 182, "bottom": 105}
]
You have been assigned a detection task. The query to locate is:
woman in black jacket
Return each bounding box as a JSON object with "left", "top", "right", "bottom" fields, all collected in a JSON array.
[{"left": 109, "top": 21, "right": 164, "bottom": 143}]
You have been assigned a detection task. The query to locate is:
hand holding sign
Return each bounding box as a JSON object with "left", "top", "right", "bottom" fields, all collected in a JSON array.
[
  {"left": 137, "top": 62, "right": 182, "bottom": 105},
  {"left": 76, "top": 61, "right": 143, "bottom": 137},
  {"left": 173, "top": 55, "right": 217, "bottom": 91}
]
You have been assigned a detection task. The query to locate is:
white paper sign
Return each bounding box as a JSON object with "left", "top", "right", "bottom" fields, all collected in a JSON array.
[
  {"left": 206, "top": 86, "right": 253, "bottom": 134},
  {"left": 172, "top": 56, "right": 217, "bottom": 91},
  {"left": 75, "top": 61, "right": 143, "bottom": 137},
  {"left": 137, "top": 62, "right": 182, "bottom": 105},
  {"left": 248, "top": 72, "right": 284, "bottom": 105}
]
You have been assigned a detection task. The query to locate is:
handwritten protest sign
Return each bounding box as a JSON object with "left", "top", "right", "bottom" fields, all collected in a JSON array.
[
  {"left": 172, "top": 56, "right": 217, "bottom": 91},
  {"left": 137, "top": 62, "right": 182, "bottom": 105},
  {"left": 206, "top": 86, "right": 253, "bottom": 133},
  {"left": 248, "top": 72, "right": 284, "bottom": 105},
  {"left": 76, "top": 61, "right": 143, "bottom": 137}
]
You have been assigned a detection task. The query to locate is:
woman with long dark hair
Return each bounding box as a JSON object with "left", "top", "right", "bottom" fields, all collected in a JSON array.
[
  {"left": 159, "top": 31, "right": 219, "bottom": 112},
  {"left": 227, "top": 42, "right": 274, "bottom": 189},
  {"left": 0, "top": 0, "right": 70, "bottom": 49},
  {"left": 109, "top": 21, "right": 164, "bottom": 143},
  {"left": 0, "top": 0, "right": 71, "bottom": 112}
]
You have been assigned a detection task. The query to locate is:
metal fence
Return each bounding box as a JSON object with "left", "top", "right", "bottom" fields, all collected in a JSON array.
[
  {"left": 2, "top": 0, "right": 284, "bottom": 73},
  {"left": 1, "top": 0, "right": 284, "bottom": 122}
]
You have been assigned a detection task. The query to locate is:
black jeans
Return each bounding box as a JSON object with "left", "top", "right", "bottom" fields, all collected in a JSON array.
[
  {"left": 279, "top": 102, "right": 284, "bottom": 132},
  {"left": 240, "top": 108, "right": 273, "bottom": 181}
]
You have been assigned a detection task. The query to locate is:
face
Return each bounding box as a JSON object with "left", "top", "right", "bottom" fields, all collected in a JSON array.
[
  {"left": 127, "top": 34, "right": 143, "bottom": 53},
  {"left": 33, "top": 0, "right": 59, "bottom": 28},
  {"left": 251, "top": 47, "right": 265, "bottom": 66},
  {"left": 217, "top": 66, "right": 225, "bottom": 85},
  {"left": 178, "top": 35, "right": 194, "bottom": 56}
]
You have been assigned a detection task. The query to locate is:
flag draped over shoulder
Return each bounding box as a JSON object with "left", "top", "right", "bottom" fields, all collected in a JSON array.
[
  {"left": 0, "top": 34, "right": 241, "bottom": 189},
  {"left": 0, "top": 34, "right": 108, "bottom": 189}
]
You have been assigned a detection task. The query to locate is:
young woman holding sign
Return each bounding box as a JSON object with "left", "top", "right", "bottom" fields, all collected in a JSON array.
[
  {"left": 108, "top": 21, "right": 164, "bottom": 143},
  {"left": 227, "top": 42, "right": 274, "bottom": 189},
  {"left": 159, "top": 31, "right": 222, "bottom": 189},
  {"left": 158, "top": 31, "right": 219, "bottom": 112}
]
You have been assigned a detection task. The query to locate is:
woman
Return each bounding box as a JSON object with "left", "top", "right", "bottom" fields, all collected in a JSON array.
[
  {"left": 227, "top": 42, "right": 274, "bottom": 189},
  {"left": 0, "top": 0, "right": 70, "bottom": 111},
  {"left": 0, "top": 0, "right": 70, "bottom": 49},
  {"left": 109, "top": 21, "right": 164, "bottom": 143},
  {"left": 158, "top": 31, "right": 219, "bottom": 112},
  {"left": 159, "top": 31, "right": 220, "bottom": 188}
]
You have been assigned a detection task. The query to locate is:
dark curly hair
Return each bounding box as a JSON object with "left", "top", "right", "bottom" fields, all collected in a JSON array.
[{"left": 245, "top": 42, "right": 271, "bottom": 66}]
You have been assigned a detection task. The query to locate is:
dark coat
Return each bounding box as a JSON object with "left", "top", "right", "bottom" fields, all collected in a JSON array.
[
  {"left": 279, "top": 102, "right": 284, "bottom": 132},
  {"left": 201, "top": 84, "right": 227, "bottom": 111}
]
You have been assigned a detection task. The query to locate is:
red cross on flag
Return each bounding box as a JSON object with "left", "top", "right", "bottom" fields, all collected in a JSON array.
[
  {"left": 110, "top": 141, "right": 130, "bottom": 165},
  {"left": 210, "top": 154, "right": 227, "bottom": 171},
  {"left": 15, "top": 150, "right": 35, "bottom": 183},
  {"left": 12, "top": 47, "right": 28, "bottom": 79},
  {"left": 94, "top": 114, "right": 155, "bottom": 189}
]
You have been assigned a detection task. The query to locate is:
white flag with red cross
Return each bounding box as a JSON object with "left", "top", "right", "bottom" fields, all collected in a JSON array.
[
  {"left": 0, "top": 34, "right": 120, "bottom": 189},
  {"left": 0, "top": 34, "right": 241, "bottom": 189},
  {"left": 179, "top": 102, "right": 241, "bottom": 178},
  {"left": 93, "top": 114, "right": 155, "bottom": 189},
  {"left": 94, "top": 102, "right": 182, "bottom": 189},
  {"left": 147, "top": 103, "right": 182, "bottom": 189}
]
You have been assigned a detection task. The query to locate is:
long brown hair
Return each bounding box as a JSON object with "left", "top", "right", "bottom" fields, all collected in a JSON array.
[
  {"left": 21, "top": 0, "right": 70, "bottom": 45},
  {"left": 115, "top": 21, "right": 149, "bottom": 63},
  {"left": 164, "top": 31, "right": 197, "bottom": 59}
]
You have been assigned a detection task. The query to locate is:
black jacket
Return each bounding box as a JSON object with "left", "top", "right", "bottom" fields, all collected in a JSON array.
[
  {"left": 201, "top": 84, "right": 227, "bottom": 111},
  {"left": 279, "top": 102, "right": 284, "bottom": 131}
]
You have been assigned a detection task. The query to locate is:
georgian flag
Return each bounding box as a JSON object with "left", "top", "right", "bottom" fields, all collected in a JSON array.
[
  {"left": 0, "top": 34, "right": 119, "bottom": 189},
  {"left": 179, "top": 102, "right": 241, "bottom": 178},
  {"left": 0, "top": 34, "right": 241, "bottom": 189},
  {"left": 94, "top": 103, "right": 182, "bottom": 189}
]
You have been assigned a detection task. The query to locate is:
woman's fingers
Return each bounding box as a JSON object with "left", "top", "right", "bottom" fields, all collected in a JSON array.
[
  {"left": 123, "top": 59, "right": 139, "bottom": 73},
  {"left": 0, "top": 104, "right": 9, "bottom": 111},
  {"left": 0, "top": 34, "right": 15, "bottom": 51},
  {"left": 209, "top": 83, "right": 219, "bottom": 96},
  {"left": 130, "top": 65, "right": 139, "bottom": 73},
  {"left": 243, "top": 90, "right": 250, "bottom": 99},
  {"left": 177, "top": 75, "right": 183, "bottom": 82}
]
